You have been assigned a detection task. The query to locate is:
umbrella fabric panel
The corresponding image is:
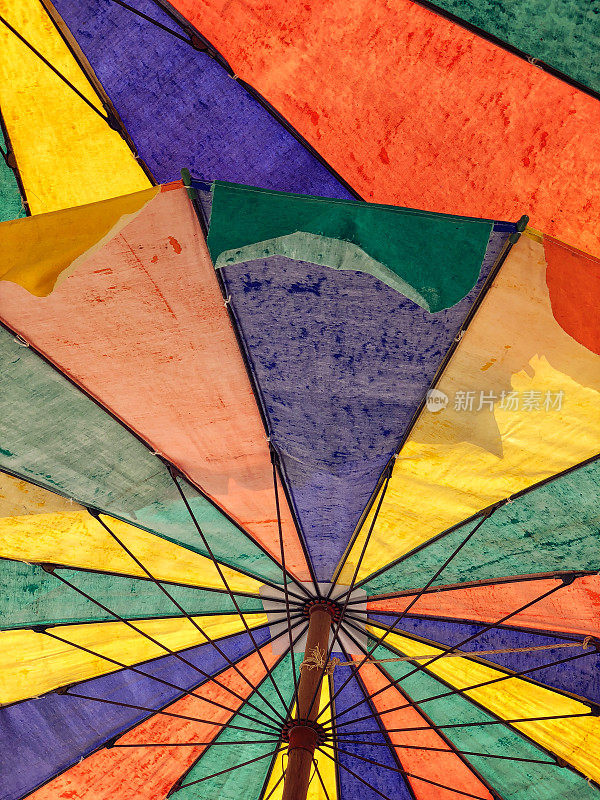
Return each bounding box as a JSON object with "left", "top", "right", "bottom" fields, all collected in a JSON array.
[
  {"left": 0, "top": 127, "right": 23, "bottom": 222},
  {"left": 0, "top": 559, "right": 262, "bottom": 628},
  {"left": 171, "top": 0, "right": 600, "bottom": 258},
  {"left": 0, "top": 184, "right": 310, "bottom": 582},
  {"left": 0, "top": 475, "right": 264, "bottom": 593},
  {"left": 1, "top": 611, "right": 268, "bottom": 704},
  {"left": 354, "top": 660, "right": 495, "bottom": 800},
  {"left": 331, "top": 662, "right": 415, "bottom": 799},
  {"left": 371, "top": 626, "right": 600, "bottom": 783},
  {"left": 365, "top": 641, "right": 600, "bottom": 800},
  {"left": 0, "top": 627, "right": 273, "bottom": 800},
  {"left": 0, "top": 0, "right": 149, "bottom": 214},
  {"left": 24, "top": 643, "right": 282, "bottom": 800},
  {"left": 372, "top": 615, "right": 600, "bottom": 704},
  {"left": 367, "top": 575, "right": 600, "bottom": 637},
  {"left": 208, "top": 181, "right": 497, "bottom": 313},
  {"left": 211, "top": 182, "right": 508, "bottom": 578},
  {"left": 0, "top": 185, "right": 158, "bottom": 296},
  {"left": 420, "top": 0, "right": 600, "bottom": 93},
  {"left": 340, "top": 233, "right": 600, "bottom": 586},
  {"left": 360, "top": 457, "right": 600, "bottom": 596},
  {"left": 51, "top": 0, "right": 353, "bottom": 198},
  {"left": 169, "top": 653, "right": 297, "bottom": 800}
]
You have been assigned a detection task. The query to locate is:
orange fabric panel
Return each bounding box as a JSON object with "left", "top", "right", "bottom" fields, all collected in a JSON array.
[
  {"left": 29, "top": 646, "right": 279, "bottom": 799},
  {"left": 0, "top": 183, "right": 309, "bottom": 580},
  {"left": 545, "top": 236, "right": 600, "bottom": 355},
  {"left": 174, "top": 0, "right": 600, "bottom": 258},
  {"left": 354, "top": 659, "right": 493, "bottom": 800},
  {"left": 368, "top": 575, "right": 600, "bottom": 637}
]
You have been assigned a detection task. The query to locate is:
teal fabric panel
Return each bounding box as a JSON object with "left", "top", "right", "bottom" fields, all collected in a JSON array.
[{"left": 0, "top": 128, "right": 24, "bottom": 222}]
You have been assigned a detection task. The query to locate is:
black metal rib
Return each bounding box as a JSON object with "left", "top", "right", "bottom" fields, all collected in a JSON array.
[
  {"left": 41, "top": 561, "right": 289, "bottom": 727},
  {"left": 320, "top": 740, "right": 556, "bottom": 764},
  {"left": 114, "top": 739, "right": 280, "bottom": 747},
  {"left": 318, "top": 508, "right": 496, "bottom": 724},
  {"left": 167, "top": 748, "right": 281, "bottom": 794},
  {"left": 316, "top": 745, "right": 398, "bottom": 800},
  {"left": 313, "top": 757, "right": 332, "bottom": 800},
  {"left": 171, "top": 468, "right": 290, "bottom": 716},
  {"left": 0, "top": 105, "right": 29, "bottom": 215}
]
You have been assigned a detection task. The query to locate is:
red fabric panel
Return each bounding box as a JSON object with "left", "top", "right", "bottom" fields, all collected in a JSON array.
[
  {"left": 368, "top": 575, "right": 600, "bottom": 636},
  {"left": 29, "top": 646, "right": 280, "bottom": 799},
  {"left": 173, "top": 0, "right": 600, "bottom": 258},
  {"left": 0, "top": 183, "right": 310, "bottom": 580},
  {"left": 355, "top": 659, "right": 494, "bottom": 800},
  {"left": 545, "top": 236, "right": 600, "bottom": 355}
]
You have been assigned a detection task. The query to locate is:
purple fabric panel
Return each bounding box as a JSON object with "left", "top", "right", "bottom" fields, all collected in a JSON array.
[
  {"left": 369, "top": 614, "right": 600, "bottom": 705},
  {"left": 51, "top": 0, "right": 353, "bottom": 197},
  {"left": 221, "top": 229, "right": 510, "bottom": 580},
  {"left": 331, "top": 664, "right": 413, "bottom": 799},
  {"left": 0, "top": 627, "right": 270, "bottom": 800}
]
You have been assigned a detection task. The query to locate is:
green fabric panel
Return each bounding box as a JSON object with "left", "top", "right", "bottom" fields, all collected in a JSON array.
[
  {"left": 173, "top": 654, "right": 296, "bottom": 799},
  {"left": 363, "top": 460, "right": 600, "bottom": 595},
  {"left": 0, "top": 128, "right": 23, "bottom": 223},
  {"left": 0, "top": 328, "right": 282, "bottom": 585},
  {"left": 426, "top": 0, "right": 600, "bottom": 94},
  {"left": 0, "top": 560, "right": 262, "bottom": 629},
  {"left": 207, "top": 181, "right": 494, "bottom": 312},
  {"left": 372, "top": 639, "right": 598, "bottom": 799}
]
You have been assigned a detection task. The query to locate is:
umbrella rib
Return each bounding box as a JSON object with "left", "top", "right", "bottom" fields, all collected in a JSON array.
[
  {"left": 0, "top": 14, "right": 108, "bottom": 121},
  {"left": 105, "top": 0, "right": 191, "bottom": 44},
  {"left": 271, "top": 447, "right": 300, "bottom": 716},
  {"left": 33, "top": 625, "right": 293, "bottom": 733},
  {"left": 170, "top": 467, "right": 290, "bottom": 717},
  {"left": 321, "top": 742, "right": 493, "bottom": 799},
  {"left": 313, "top": 757, "right": 333, "bottom": 800},
  {"left": 41, "top": 562, "right": 292, "bottom": 727},
  {"left": 302, "top": 467, "right": 394, "bottom": 724},
  {"left": 331, "top": 616, "right": 597, "bottom": 733},
  {"left": 113, "top": 739, "right": 281, "bottom": 747},
  {"left": 317, "top": 509, "right": 495, "bottom": 724},
  {"left": 319, "top": 740, "right": 556, "bottom": 763},
  {"left": 315, "top": 745, "right": 399, "bottom": 800},
  {"left": 332, "top": 578, "right": 581, "bottom": 726},
  {"left": 168, "top": 748, "right": 281, "bottom": 793},
  {"left": 90, "top": 509, "right": 297, "bottom": 722}
]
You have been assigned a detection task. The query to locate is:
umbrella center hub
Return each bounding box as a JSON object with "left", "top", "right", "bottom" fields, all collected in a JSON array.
[
  {"left": 302, "top": 598, "right": 341, "bottom": 622},
  {"left": 281, "top": 718, "right": 328, "bottom": 747}
]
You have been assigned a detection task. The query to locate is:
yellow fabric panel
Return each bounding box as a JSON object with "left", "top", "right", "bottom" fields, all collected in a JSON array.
[
  {"left": 0, "top": 472, "right": 75, "bottom": 516},
  {"left": 0, "top": 0, "right": 149, "bottom": 213},
  {"left": 340, "top": 233, "right": 600, "bottom": 584},
  {"left": 263, "top": 676, "right": 337, "bottom": 800},
  {"left": 0, "top": 475, "right": 262, "bottom": 594},
  {"left": 0, "top": 186, "right": 158, "bottom": 295},
  {"left": 0, "top": 612, "right": 268, "bottom": 703},
  {"left": 370, "top": 624, "right": 600, "bottom": 782}
]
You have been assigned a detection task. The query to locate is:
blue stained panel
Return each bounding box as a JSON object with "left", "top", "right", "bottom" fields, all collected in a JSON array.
[
  {"left": 369, "top": 614, "right": 600, "bottom": 705},
  {"left": 0, "top": 627, "right": 271, "bottom": 800},
  {"left": 221, "top": 228, "right": 511, "bottom": 580},
  {"left": 52, "top": 0, "right": 353, "bottom": 198},
  {"left": 331, "top": 665, "right": 413, "bottom": 799}
]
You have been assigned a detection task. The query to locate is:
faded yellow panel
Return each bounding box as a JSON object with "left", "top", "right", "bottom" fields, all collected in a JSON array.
[
  {"left": 0, "top": 0, "right": 150, "bottom": 213},
  {"left": 263, "top": 674, "right": 337, "bottom": 800},
  {"left": 371, "top": 625, "right": 600, "bottom": 783},
  {"left": 1, "top": 612, "right": 268, "bottom": 703},
  {"left": 0, "top": 474, "right": 262, "bottom": 594},
  {"left": 340, "top": 234, "right": 600, "bottom": 584},
  {"left": 0, "top": 186, "right": 158, "bottom": 295}
]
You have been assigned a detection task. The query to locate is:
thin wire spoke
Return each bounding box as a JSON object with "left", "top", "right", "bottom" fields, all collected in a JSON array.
[
  {"left": 170, "top": 468, "right": 291, "bottom": 716},
  {"left": 321, "top": 742, "right": 491, "bottom": 800},
  {"left": 303, "top": 468, "right": 393, "bottom": 723},
  {"left": 313, "top": 757, "right": 333, "bottom": 800},
  {"left": 89, "top": 510, "right": 292, "bottom": 725},
  {"left": 42, "top": 563, "right": 295, "bottom": 729},
  {"left": 329, "top": 617, "right": 597, "bottom": 731},
  {"left": 332, "top": 578, "right": 576, "bottom": 726},
  {"left": 318, "top": 740, "right": 555, "bottom": 764},
  {"left": 263, "top": 765, "right": 287, "bottom": 800},
  {"left": 0, "top": 14, "right": 108, "bottom": 121},
  {"left": 271, "top": 448, "right": 299, "bottom": 716},
  {"left": 315, "top": 745, "right": 398, "bottom": 800},
  {"left": 114, "top": 739, "right": 282, "bottom": 747},
  {"left": 170, "top": 748, "right": 282, "bottom": 793},
  {"left": 318, "top": 510, "right": 495, "bottom": 723},
  {"left": 106, "top": 0, "right": 191, "bottom": 43}
]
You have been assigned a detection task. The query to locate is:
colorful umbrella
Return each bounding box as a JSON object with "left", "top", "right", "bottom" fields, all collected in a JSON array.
[{"left": 1, "top": 2, "right": 599, "bottom": 800}]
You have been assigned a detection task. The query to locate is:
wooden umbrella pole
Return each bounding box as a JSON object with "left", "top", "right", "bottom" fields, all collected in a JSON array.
[{"left": 282, "top": 604, "right": 334, "bottom": 800}]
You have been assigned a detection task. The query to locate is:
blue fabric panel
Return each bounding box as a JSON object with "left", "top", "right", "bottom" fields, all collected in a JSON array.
[
  {"left": 331, "top": 665, "right": 413, "bottom": 799},
  {"left": 0, "top": 627, "right": 271, "bottom": 800},
  {"left": 221, "top": 228, "right": 511, "bottom": 580},
  {"left": 369, "top": 614, "right": 600, "bottom": 705},
  {"left": 51, "top": 0, "right": 353, "bottom": 198}
]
